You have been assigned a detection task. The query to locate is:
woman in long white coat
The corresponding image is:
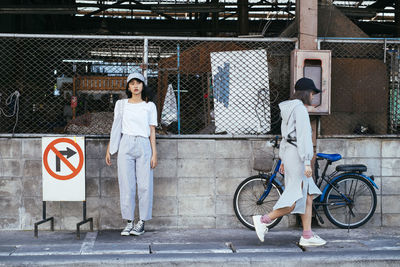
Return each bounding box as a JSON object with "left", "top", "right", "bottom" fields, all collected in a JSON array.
[{"left": 253, "top": 77, "right": 326, "bottom": 247}]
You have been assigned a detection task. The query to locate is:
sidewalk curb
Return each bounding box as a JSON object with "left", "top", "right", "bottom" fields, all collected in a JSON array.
[{"left": 1, "top": 250, "right": 400, "bottom": 267}]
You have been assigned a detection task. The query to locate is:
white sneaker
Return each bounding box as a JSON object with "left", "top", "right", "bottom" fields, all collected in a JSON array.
[
  {"left": 299, "top": 234, "right": 327, "bottom": 247},
  {"left": 252, "top": 215, "right": 268, "bottom": 242},
  {"left": 121, "top": 221, "right": 133, "bottom": 236}
]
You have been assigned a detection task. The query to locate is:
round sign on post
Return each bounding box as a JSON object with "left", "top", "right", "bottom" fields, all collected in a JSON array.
[{"left": 42, "top": 137, "right": 85, "bottom": 201}]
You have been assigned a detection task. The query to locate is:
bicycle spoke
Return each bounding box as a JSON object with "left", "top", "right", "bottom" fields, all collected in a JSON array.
[
  {"left": 347, "top": 205, "right": 356, "bottom": 218},
  {"left": 352, "top": 185, "right": 369, "bottom": 197},
  {"left": 351, "top": 179, "right": 358, "bottom": 200},
  {"left": 240, "top": 189, "right": 261, "bottom": 200},
  {"left": 347, "top": 179, "right": 354, "bottom": 200},
  {"left": 240, "top": 193, "right": 259, "bottom": 202},
  {"left": 326, "top": 203, "right": 347, "bottom": 209}
]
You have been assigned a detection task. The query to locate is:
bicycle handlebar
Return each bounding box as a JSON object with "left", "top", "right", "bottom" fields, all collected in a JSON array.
[{"left": 271, "top": 136, "right": 281, "bottom": 148}]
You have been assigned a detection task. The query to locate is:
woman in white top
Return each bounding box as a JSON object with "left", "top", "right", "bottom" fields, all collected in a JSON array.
[
  {"left": 105, "top": 72, "right": 158, "bottom": 236},
  {"left": 253, "top": 78, "right": 327, "bottom": 247}
]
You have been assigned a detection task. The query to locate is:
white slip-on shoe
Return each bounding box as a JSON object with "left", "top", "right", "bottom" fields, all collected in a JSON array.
[
  {"left": 299, "top": 234, "right": 327, "bottom": 247},
  {"left": 252, "top": 215, "right": 268, "bottom": 242}
]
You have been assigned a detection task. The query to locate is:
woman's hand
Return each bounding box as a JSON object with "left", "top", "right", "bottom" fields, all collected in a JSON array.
[
  {"left": 105, "top": 152, "right": 111, "bottom": 166},
  {"left": 304, "top": 165, "right": 312, "bottom": 178},
  {"left": 279, "top": 163, "right": 284, "bottom": 174},
  {"left": 105, "top": 142, "right": 112, "bottom": 166},
  {"left": 149, "top": 126, "right": 157, "bottom": 169},
  {"left": 150, "top": 154, "right": 158, "bottom": 169}
]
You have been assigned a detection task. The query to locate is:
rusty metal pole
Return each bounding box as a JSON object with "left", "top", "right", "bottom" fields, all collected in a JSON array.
[{"left": 238, "top": 0, "right": 249, "bottom": 36}]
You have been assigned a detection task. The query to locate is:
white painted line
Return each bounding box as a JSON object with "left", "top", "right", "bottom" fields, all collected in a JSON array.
[
  {"left": 83, "top": 249, "right": 149, "bottom": 255},
  {"left": 154, "top": 249, "right": 232, "bottom": 254},
  {"left": 12, "top": 248, "right": 81, "bottom": 256},
  {"left": 237, "top": 248, "right": 302, "bottom": 253},
  {"left": 370, "top": 247, "right": 400, "bottom": 251},
  {"left": 329, "top": 240, "right": 360, "bottom": 243},
  {"left": 80, "top": 231, "right": 98, "bottom": 255}
]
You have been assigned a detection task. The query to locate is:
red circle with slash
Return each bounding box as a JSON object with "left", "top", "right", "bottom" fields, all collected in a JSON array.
[{"left": 43, "top": 138, "right": 84, "bottom": 180}]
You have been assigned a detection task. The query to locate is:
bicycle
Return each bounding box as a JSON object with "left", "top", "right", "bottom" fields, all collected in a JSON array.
[{"left": 233, "top": 136, "right": 378, "bottom": 230}]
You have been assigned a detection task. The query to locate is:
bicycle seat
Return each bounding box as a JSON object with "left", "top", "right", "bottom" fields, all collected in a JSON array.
[
  {"left": 316, "top": 153, "right": 342, "bottom": 162},
  {"left": 336, "top": 164, "right": 367, "bottom": 173}
]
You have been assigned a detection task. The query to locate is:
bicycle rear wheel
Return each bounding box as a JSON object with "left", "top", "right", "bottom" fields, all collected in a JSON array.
[
  {"left": 323, "top": 174, "right": 377, "bottom": 229},
  {"left": 233, "top": 175, "right": 283, "bottom": 230}
]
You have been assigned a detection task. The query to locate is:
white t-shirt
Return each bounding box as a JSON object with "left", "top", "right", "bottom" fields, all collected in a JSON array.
[{"left": 120, "top": 100, "right": 158, "bottom": 137}]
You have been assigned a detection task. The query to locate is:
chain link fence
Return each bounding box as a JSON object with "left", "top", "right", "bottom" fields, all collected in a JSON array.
[
  {"left": 387, "top": 41, "right": 400, "bottom": 134},
  {"left": 0, "top": 34, "right": 295, "bottom": 136},
  {"left": 319, "top": 39, "right": 396, "bottom": 135},
  {"left": 0, "top": 35, "right": 398, "bottom": 136}
]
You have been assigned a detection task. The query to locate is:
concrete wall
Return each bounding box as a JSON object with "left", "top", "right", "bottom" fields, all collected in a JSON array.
[{"left": 0, "top": 137, "right": 399, "bottom": 231}]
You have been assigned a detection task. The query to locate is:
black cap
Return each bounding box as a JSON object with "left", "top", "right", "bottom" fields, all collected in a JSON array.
[{"left": 295, "top": 77, "right": 321, "bottom": 93}]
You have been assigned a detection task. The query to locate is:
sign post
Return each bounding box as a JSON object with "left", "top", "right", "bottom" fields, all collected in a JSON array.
[{"left": 35, "top": 137, "right": 92, "bottom": 239}]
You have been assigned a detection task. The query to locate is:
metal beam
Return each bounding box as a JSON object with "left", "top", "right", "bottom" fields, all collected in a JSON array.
[
  {"left": 131, "top": 0, "right": 175, "bottom": 20},
  {"left": 238, "top": 0, "right": 249, "bottom": 36},
  {"left": 355, "top": 0, "right": 364, "bottom": 8},
  {"left": 85, "top": 0, "right": 128, "bottom": 17},
  {"left": 67, "top": 16, "right": 290, "bottom": 36},
  {"left": 337, "top": 7, "right": 378, "bottom": 19},
  {"left": 212, "top": 0, "right": 219, "bottom": 36},
  {"left": 74, "top": 3, "right": 296, "bottom": 12},
  {"left": 368, "top": 0, "right": 394, "bottom": 9},
  {"left": 396, "top": 0, "right": 400, "bottom": 36},
  {"left": 82, "top": 1, "right": 175, "bottom": 20},
  {"left": 151, "top": 3, "right": 225, "bottom": 13},
  {"left": 0, "top": 5, "right": 77, "bottom": 14}
]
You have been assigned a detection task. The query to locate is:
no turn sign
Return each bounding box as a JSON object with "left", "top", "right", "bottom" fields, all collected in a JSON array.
[{"left": 42, "top": 137, "right": 85, "bottom": 201}]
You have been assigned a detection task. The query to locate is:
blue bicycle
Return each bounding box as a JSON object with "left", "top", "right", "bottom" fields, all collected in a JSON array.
[{"left": 233, "top": 137, "right": 378, "bottom": 230}]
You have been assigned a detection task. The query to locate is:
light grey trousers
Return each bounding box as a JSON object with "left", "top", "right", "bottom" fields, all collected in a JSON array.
[{"left": 117, "top": 134, "right": 153, "bottom": 221}]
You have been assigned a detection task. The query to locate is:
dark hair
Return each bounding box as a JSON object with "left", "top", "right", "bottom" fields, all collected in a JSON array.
[
  {"left": 290, "top": 90, "right": 312, "bottom": 105},
  {"left": 125, "top": 78, "right": 153, "bottom": 102}
]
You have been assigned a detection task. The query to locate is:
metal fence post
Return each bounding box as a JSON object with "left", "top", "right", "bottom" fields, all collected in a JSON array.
[
  {"left": 177, "top": 43, "right": 181, "bottom": 135},
  {"left": 384, "top": 38, "right": 387, "bottom": 64},
  {"left": 143, "top": 38, "right": 149, "bottom": 83}
]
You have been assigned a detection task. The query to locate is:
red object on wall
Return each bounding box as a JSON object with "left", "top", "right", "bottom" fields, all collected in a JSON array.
[{"left": 71, "top": 96, "right": 77, "bottom": 108}]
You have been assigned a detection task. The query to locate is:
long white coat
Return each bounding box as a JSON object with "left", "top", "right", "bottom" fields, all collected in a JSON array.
[{"left": 274, "top": 99, "right": 321, "bottom": 214}]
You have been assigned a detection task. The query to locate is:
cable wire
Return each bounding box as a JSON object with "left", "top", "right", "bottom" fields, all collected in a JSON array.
[{"left": 0, "top": 91, "right": 20, "bottom": 135}]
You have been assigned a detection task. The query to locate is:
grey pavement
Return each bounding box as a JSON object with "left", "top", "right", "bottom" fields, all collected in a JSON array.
[{"left": 1, "top": 227, "right": 400, "bottom": 266}]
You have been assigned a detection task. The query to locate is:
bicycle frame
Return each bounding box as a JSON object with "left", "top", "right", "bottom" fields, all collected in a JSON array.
[
  {"left": 314, "top": 158, "right": 379, "bottom": 204},
  {"left": 256, "top": 158, "right": 283, "bottom": 205}
]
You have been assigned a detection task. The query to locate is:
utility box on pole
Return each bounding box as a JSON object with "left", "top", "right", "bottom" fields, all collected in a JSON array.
[{"left": 291, "top": 49, "right": 331, "bottom": 115}]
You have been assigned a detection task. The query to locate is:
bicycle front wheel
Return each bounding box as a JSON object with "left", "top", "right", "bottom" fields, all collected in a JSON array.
[
  {"left": 233, "top": 175, "right": 283, "bottom": 230},
  {"left": 323, "top": 174, "right": 377, "bottom": 229}
]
